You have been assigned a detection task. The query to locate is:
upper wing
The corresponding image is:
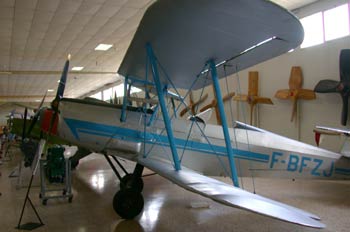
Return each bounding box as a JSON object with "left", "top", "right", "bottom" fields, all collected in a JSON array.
[
  {"left": 118, "top": 0, "right": 303, "bottom": 90},
  {"left": 138, "top": 157, "right": 324, "bottom": 228}
]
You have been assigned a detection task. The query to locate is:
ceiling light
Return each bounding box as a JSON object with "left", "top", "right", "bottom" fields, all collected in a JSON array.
[
  {"left": 35, "top": 99, "right": 41, "bottom": 102},
  {"left": 95, "top": 44, "right": 113, "bottom": 51},
  {"left": 72, "top": 66, "right": 84, "bottom": 71},
  {"left": 47, "top": 89, "right": 54, "bottom": 92}
]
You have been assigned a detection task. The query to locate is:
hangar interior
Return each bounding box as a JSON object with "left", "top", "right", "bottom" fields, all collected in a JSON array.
[{"left": 0, "top": 0, "right": 350, "bottom": 231}]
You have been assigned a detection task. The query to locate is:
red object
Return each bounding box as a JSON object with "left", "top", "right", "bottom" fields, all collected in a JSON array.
[
  {"left": 41, "top": 109, "right": 59, "bottom": 135},
  {"left": 314, "top": 132, "right": 321, "bottom": 147}
]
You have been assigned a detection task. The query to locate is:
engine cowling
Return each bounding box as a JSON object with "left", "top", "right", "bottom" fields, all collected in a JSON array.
[{"left": 40, "top": 108, "right": 59, "bottom": 135}]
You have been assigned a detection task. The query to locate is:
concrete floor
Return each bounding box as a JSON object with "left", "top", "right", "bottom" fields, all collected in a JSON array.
[{"left": 1, "top": 147, "right": 350, "bottom": 232}]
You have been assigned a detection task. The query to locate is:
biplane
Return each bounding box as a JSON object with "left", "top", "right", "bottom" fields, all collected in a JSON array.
[{"left": 21, "top": 0, "right": 350, "bottom": 229}]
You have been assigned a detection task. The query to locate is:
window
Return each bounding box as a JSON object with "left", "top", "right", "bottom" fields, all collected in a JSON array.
[
  {"left": 113, "top": 83, "right": 142, "bottom": 97},
  {"left": 300, "top": 12, "right": 324, "bottom": 48},
  {"left": 103, "top": 88, "right": 113, "bottom": 101},
  {"left": 300, "top": 3, "right": 350, "bottom": 49},
  {"left": 324, "top": 4, "right": 350, "bottom": 41},
  {"left": 90, "top": 92, "right": 102, "bottom": 100}
]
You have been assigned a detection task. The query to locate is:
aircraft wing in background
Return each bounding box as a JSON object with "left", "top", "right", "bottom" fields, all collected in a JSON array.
[{"left": 315, "top": 126, "right": 350, "bottom": 136}]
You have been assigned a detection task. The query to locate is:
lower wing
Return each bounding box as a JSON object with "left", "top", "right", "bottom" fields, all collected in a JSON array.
[{"left": 138, "top": 157, "right": 324, "bottom": 228}]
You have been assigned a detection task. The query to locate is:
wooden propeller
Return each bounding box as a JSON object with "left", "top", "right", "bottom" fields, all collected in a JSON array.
[
  {"left": 200, "top": 91, "right": 235, "bottom": 125},
  {"left": 233, "top": 71, "right": 273, "bottom": 125},
  {"left": 180, "top": 91, "right": 208, "bottom": 117},
  {"left": 275, "top": 66, "right": 316, "bottom": 122}
]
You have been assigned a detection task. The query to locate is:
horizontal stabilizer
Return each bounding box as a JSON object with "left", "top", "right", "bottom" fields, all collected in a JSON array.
[
  {"left": 138, "top": 158, "right": 324, "bottom": 228},
  {"left": 315, "top": 126, "right": 350, "bottom": 157},
  {"left": 315, "top": 126, "right": 350, "bottom": 137},
  {"left": 314, "top": 80, "right": 339, "bottom": 93}
]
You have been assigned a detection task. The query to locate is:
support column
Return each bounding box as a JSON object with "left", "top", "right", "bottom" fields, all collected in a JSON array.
[
  {"left": 146, "top": 43, "right": 181, "bottom": 171},
  {"left": 209, "top": 60, "right": 239, "bottom": 187}
]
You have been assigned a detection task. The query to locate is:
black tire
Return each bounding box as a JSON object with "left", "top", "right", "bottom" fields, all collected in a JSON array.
[
  {"left": 113, "top": 189, "right": 144, "bottom": 219},
  {"left": 120, "top": 174, "right": 144, "bottom": 192}
]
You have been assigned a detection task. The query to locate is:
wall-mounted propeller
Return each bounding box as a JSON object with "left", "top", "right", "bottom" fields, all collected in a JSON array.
[{"left": 314, "top": 49, "right": 350, "bottom": 126}]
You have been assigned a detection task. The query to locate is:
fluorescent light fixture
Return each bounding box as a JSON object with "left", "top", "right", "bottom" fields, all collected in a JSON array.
[
  {"left": 47, "top": 89, "right": 54, "bottom": 92},
  {"left": 35, "top": 99, "right": 41, "bottom": 102},
  {"left": 72, "top": 66, "right": 84, "bottom": 71},
  {"left": 95, "top": 43, "right": 113, "bottom": 51}
]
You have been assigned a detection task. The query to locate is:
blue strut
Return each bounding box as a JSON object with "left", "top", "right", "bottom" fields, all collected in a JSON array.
[
  {"left": 146, "top": 43, "right": 181, "bottom": 171},
  {"left": 209, "top": 60, "right": 239, "bottom": 187}
]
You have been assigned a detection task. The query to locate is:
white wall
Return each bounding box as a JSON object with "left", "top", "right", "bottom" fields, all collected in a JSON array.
[{"left": 190, "top": 35, "right": 350, "bottom": 153}]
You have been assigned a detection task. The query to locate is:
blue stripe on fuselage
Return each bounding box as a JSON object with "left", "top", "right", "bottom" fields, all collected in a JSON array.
[
  {"left": 63, "top": 118, "right": 269, "bottom": 163},
  {"left": 335, "top": 168, "right": 350, "bottom": 176}
]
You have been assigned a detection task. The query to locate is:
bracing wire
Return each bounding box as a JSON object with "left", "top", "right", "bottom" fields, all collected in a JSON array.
[
  {"left": 146, "top": 53, "right": 232, "bottom": 176},
  {"left": 233, "top": 64, "right": 257, "bottom": 194},
  {"left": 223, "top": 64, "right": 244, "bottom": 189}
]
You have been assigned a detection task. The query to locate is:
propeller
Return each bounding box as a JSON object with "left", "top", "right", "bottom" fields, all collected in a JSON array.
[
  {"left": 200, "top": 91, "right": 235, "bottom": 125},
  {"left": 180, "top": 91, "right": 208, "bottom": 117},
  {"left": 26, "top": 91, "right": 47, "bottom": 137},
  {"left": 25, "top": 55, "right": 70, "bottom": 139},
  {"left": 314, "top": 49, "right": 350, "bottom": 126},
  {"left": 233, "top": 71, "right": 273, "bottom": 125},
  {"left": 275, "top": 66, "right": 316, "bottom": 122},
  {"left": 48, "top": 55, "right": 70, "bottom": 135}
]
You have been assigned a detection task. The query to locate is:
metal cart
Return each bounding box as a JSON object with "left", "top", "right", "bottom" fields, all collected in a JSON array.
[{"left": 39, "top": 158, "right": 73, "bottom": 205}]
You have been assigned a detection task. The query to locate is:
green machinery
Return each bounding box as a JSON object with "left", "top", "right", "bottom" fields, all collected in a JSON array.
[
  {"left": 45, "top": 146, "right": 65, "bottom": 183},
  {"left": 40, "top": 145, "right": 73, "bottom": 205}
]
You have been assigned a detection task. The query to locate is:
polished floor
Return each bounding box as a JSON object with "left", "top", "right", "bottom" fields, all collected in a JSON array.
[{"left": 1, "top": 146, "right": 350, "bottom": 232}]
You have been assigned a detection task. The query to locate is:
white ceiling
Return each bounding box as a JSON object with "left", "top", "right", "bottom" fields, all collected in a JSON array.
[{"left": 0, "top": 0, "right": 318, "bottom": 103}]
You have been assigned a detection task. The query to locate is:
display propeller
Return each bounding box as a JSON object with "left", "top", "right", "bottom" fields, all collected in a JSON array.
[
  {"left": 233, "top": 71, "right": 273, "bottom": 125},
  {"left": 314, "top": 49, "right": 350, "bottom": 126},
  {"left": 200, "top": 91, "right": 235, "bottom": 125},
  {"left": 180, "top": 92, "right": 208, "bottom": 117},
  {"left": 275, "top": 66, "right": 316, "bottom": 122}
]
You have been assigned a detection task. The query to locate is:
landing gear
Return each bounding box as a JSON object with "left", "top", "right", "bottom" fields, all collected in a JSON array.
[
  {"left": 120, "top": 174, "right": 144, "bottom": 192},
  {"left": 114, "top": 163, "right": 145, "bottom": 219},
  {"left": 113, "top": 189, "right": 144, "bottom": 219},
  {"left": 103, "top": 155, "right": 145, "bottom": 219}
]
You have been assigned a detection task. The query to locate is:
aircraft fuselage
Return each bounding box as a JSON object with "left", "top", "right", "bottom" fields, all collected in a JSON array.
[{"left": 57, "top": 98, "right": 350, "bottom": 180}]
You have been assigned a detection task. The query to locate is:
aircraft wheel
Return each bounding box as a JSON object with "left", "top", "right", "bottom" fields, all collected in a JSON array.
[
  {"left": 120, "top": 174, "right": 144, "bottom": 192},
  {"left": 113, "top": 189, "right": 144, "bottom": 219}
]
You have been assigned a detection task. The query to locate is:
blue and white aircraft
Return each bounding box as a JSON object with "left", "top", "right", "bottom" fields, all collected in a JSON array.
[{"left": 29, "top": 0, "right": 350, "bottom": 229}]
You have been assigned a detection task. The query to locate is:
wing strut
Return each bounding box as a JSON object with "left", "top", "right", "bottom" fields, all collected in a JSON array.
[
  {"left": 209, "top": 60, "right": 239, "bottom": 187},
  {"left": 146, "top": 43, "right": 181, "bottom": 171}
]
